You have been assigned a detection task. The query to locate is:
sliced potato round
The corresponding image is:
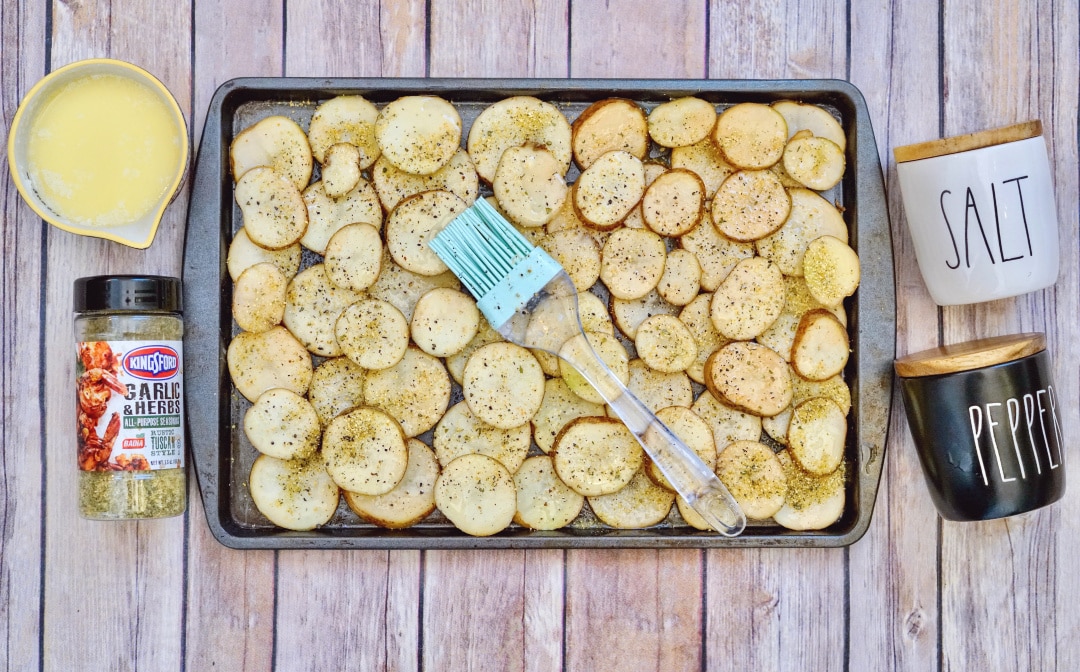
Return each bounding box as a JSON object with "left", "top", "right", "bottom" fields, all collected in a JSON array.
[
  {"left": 611, "top": 289, "right": 678, "bottom": 340},
  {"left": 235, "top": 167, "right": 308, "bottom": 250},
  {"left": 792, "top": 374, "right": 851, "bottom": 416},
  {"left": 791, "top": 309, "right": 850, "bottom": 381},
  {"left": 233, "top": 262, "right": 287, "bottom": 333},
  {"left": 635, "top": 314, "right": 697, "bottom": 373},
  {"left": 321, "top": 142, "right": 362, "bottom": 198},
  {"left": 670, "top": 139, "right": 736, "bottom": 199},
  {"left": 678, "top": 293, "right": 729, "bottom": 384},
  {"left": 641, "top": 168, "right": 705, "bottom": 236},
  {"left": 626, "top": 359, "right": 693, "bottom": 414},
  {"left": 677, "top": 494, "right": 712, "bottom": 530},
  {"left": 308, "top": 356, "right": 366, "bottom": 426},
  {"left": 385, "top": 190, "right": 468, "bottom": 276},
  {"left": 513, "top": 455, "right": 585, "bottom": 530},
  {"left": 647, "top": 96, "right": 717, "bottom": 148},
  {"left": 771, "top": 100, "right": 847, "bottom": 151},
  {"left": 324, "top": 223, "right": 383, "bottom": 292},
  {"left": 678, "top": 215, "right": 755, "bottom": 291},
  {"left": 803, "top": 235, "right": 860, "bottom": 307},
  {"left": 552, "top": 416, "right": 643, "bottom": 496},
  {"left": 774, "top": 449, "right": 845, "bottom": 530},
  {"left": 372, "top": 148, "right": 479, "bottom": 213},
  {"left": 782, "top": 136, "right": 846, "bottom": 191},
  {"left": 784, "top": 274, "right": 846, "bottom": 323},
  {"left": 283, "top": 264, "right": 363, "bottom": 357},
  {"left": 787, "top": 397, "right": 847, "bottom": 476},
  {"left": 323, "top": 406, "right": 408, "bottom": 495},
  {"left": 433, "top": 400, "right": 531, "bottom": 473},
  {"left": 656, "top": 248, "right": 701, "bottom": 306},
  {"left": 493, "top": 144, "right": 569, "bottom": 228},
  {"left": 463, "top": 342, "right": 545, "bottom": 430},
  {"left": 336, "top": 298, "right": 410, "bottom": 370},
  {"left": 344, "top": 438, "right": 439, "bottom": 529},
  {"left": 704, "top": 341, "right": 793, "bottom": 417},
  {"left": 762, "top": 406, "right": 793, "bottom": 445},
  {"left": 712, "top": 102, "right": 787, "bottom": 170},
  {"left": 574, "top": 150, "right": 646, "bottom": 230},
  {"left": 645, "top": 406, "right": 715, "bottom": 492},
  {"left": 410, "top": 287, "right": 480, "bottom": 358},
  {"left": 467, "top": 96, "right": 573, "bottom": 182},
  {"left": 715, "top": 440, "right": 787, "bottom": 520},
  {"left": 375, "top": 95, "right": 462, "bottom": 176},
  {"left": 709, "top": 256, "right": 785, "bottom": 340},
  {"left": 229, "top": 115, "right": 313, "bottom": 189},
  {"left": 227, "top": 227, "right": 301, "bottom": 282},
  {"left": 756, "top": 189, "right": 848, "bottom": 277},
  {"left": 545, "top": 189, "right": 591, "bottom": 234},
  {"left": 588, "top": 469, "right": 675, "bottom": 529},
  {"left": 690, "top": 390, "right": 763, "bottom": 453},
  {"left": 435, "top": 453, "right": 517, "bottom": 536},
  {"left": 248, "top": 454, "right": 339, "bottom": 531},
  {"left": 559, "top": 331, "right": 630, "bottom": 405},
  {"left": 755, "top": 310, "right": 801, "bottom": 361},
  {"left": 445, "top": 319, "right": 504, "bottom": 384},
  {"left": 227, "top": 326, "right": 312, "bottom": 402},
  {"left": 300, "top": 178, "right": 383, "bottom": 255},
  {"left": 243, "top": 388, "right": 321, "bottom": 460},
  {"left": 600, "top": 227, "right": 666, "bottom": 300},
  {"left": 571, "top": 98, "right": 649, "bottom": 169},
  {"left": 363, "top": 346, "right": 451, "bottom": 438},
  {"left": 532, "top": 378, "right": 608, "bottom": 454},
  {"left": 307, "top": 95, "right": 381, "bottom": 167},
  {"left": 368, "top": 251, "right": 461, "bottom": 323},
  {"left": 711, "top": 169, "right": 791, "bottom": 242},
  {"left": 543, "top": 228, "right": 602, "bottom": 293}
]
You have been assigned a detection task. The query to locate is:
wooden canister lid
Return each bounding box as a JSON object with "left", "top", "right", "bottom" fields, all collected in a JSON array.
[
  {"left": 894, "top": 333, "right": 1045, "bottom": 378},
  {"left": 893, "top": 120, "right": 1042, "bottom": 163}
]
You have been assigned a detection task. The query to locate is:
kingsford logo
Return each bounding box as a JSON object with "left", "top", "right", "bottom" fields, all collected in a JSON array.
[{"left": 123, "top": 346, "right": 180, "bottom": 380}]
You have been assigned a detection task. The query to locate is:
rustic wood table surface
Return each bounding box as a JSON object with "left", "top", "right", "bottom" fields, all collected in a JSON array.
[{"left": 2, "top": 1, "right": 1077, "bottom": 670}]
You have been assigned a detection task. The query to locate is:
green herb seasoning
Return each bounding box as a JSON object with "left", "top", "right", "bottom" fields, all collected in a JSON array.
[{"left": 74, "top": 275, "right": 187, "bottom": 520}]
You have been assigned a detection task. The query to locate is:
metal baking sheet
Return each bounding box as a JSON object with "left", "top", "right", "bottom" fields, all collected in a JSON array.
[{"left": 183, "top": 78, "right": 894, "bottom": 550}]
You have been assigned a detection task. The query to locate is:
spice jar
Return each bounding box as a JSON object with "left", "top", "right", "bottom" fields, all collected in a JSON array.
[{"left": 74, "top": 275, "right": 186, "bottom": 519}]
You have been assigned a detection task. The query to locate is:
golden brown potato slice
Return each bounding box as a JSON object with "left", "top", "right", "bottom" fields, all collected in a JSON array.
[
  {"left": 410, "top": 287, "right": 480, "bottom": 358},
  {"left": 372, "top": 149, "right": 479, "bottom": 213},
  {"left": 514, "top": 455, "right": 585, "bottom": 530},
  {"left": 787, "top": 397, "right": 847, "bottom": 476},
  {"left": 532, "top": 378, "right": 608, "bottom": 454},
  {"left": 433, "top": 400, "right": 531, "bottom": 473},
  {"left": 678, "top": 215, "right": 755, "bottom": 292},
  {"left": 774, "top": 449, "right": 845, "bottom": 530},
  {"left": 243, "top": 388, "right": 321, "bottom": 460},
  {"left": 385, "top": 190, "right": 468, "bottom": 276},
  {"left": 249, "top": 455, "right": 339, "bottom": 531},
  {"left": 656, "top": 248, "right": 702, "bottom": 307},
  {"left": 710, "top": 169, "right": 791, "bottom": 242},
  {"left": 335, "top": 298, "right": 410, "bottom": 370},
  {"left": 374, "top": 95, "right": 462, "bottom": 175},
  {"left": 634, "top": 314, "right": 697, "bottom": 373},
  {"left": 704, "top": 341, "right": 793, "bottom": 417},
  {"left": 435, "top": 453, "right": 517, "bottom": 536},
  {"left": 232, "top": 262, "right": 287, "bottom": 333},
  {"left": 712, "top": 102, "right": 788, "bottom": 169},
  {"left": 709, "top": 257, "right": 785, "bottom": 340},
  {"left": 755, "top": 188, "right": 848, "bottom": 277},
  {"left": 588, "top": 469, "right": 675, "bottom": 528},
  {"left": 645, "top": 406, "right": 715, "bottom": 492},
  {"left": 235, "top": 167, "right": 308, "bottom": 250},
  {"left": 715, "top": 440, "right": 787, "bottom": 520},
  {"left": 492, "top": 144, "right": 568, "bottom": 228},
  {"left": 641, "top": 168, "right": 706, "bottom": 237},
  {"left": 670, "top": 138, "right": 736, "bottom": 199},
  {"left": 308, "top": 356, "right": 366, "bottom": 426},
  {"left": 363, "top": 346, "right": 451, "bottom": 438},
  {"left": 344, "top": 438, "right": 439, "bottom": 529},
  {"left": 571, "top": 98, "right": 650, "bottom": 169},
  {"left": 574, "top": 150, "right": 646, "bottom": 230},
  {"left": 552, "top": 416, "right": 643, "bottom": 496},
  {"left": 324, "top": 222, "right": 382, "bottom": 292},
  {"left": 283, "top": 264, "right": 363, "bottom": 357},
  {"left": 791, "top": 309, "right": 850, "bottom": 381},
  {"left": 227, "top": 326, "right": 312, "bottom": 402},
  {"left": 230, "top": 115, "right": 313, "bottom": 189},
  {"left": 323, "top": 406, "right": 408, "bottom": 495},
  {"left": 307, "top": 95, "right": 381, "bottom": 168},
  {"left": 625, "top": 359, "right": 693, "bottom": 414},
  {"left": 227, "top": 227, "right": 301, "bottom": 282},
  {"left": 782, "top": 136, "right": 846, "bottom": 191},
  {"left": 600, "top": 227, "right": 667, "bottom": 300},
  {"left": 300, "top": 177, "right": 383, "bottom": 255},
  {"left": 463, "top": 342, "right": 545, "bottom": 430},
  {"left": 803, "top": 235, "right": 861, "bottom": 307},
  {"left": 467, "top": 96, "right": 573, "bottom": 183},
  {"left": 647, "top": 97, "right": 717, "bottom": 148}
]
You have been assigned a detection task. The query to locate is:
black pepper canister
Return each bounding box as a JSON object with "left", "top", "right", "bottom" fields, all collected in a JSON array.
[{"left": 74, "top": 275, "right": 187, "bottom": 519}]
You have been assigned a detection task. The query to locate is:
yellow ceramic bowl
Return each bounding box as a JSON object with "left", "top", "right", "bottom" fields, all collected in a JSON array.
[{"left": 7, "top": 59, "right": 188, "bottom": 249}]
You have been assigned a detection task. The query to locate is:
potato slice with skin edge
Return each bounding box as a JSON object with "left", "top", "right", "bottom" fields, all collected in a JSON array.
[
  {"left": 677, "top": 495, "right": 713, "bottom": 530},
  {"left": 635, "top": 314, "right": 697, "bottom": 373},
  {"left": 793, "top": 374, "right": 851, "bottom": 416},
  {"left": 543, "top": 228, "right": 602, "bottom": 294},
  {"left": 321, "top": 143, "right": 362, "bottom": 198},
  {"left": 227, "top": 227, "right": 301, "bottom": 282},
  {"left": 308, "top": 357, "right": 365, "bottom": 427},
  {"left": 307, "top": 95, "right": 381, "bottom": 167},
  {"left": 715, "top": 440, "right": 787, "bottom": 520},
  {"left": 324, "top": 223, "right": 382, "bottom": 292},
  {"left": 755, "top": 310, "right": 802, "bottom": 362},
  {"left": 227, "top": 326, "right": 312, "bottom": 403},
  {"left": 336, "top": 298, "right": 410, "bottom": 371},
  {"left": 386, "top": 190, "right": 468, "bottom": 276},
  {"left": 571, "top": 98, "right": 650, "bottom": 169},
  {"left": 803, "top": 235, "right": 861, "bottom": 307},
  {"left": 463, "top": 342, "right": 545, "bottom": 430},
  {"left": 233, "top": 262, "right": 287, "bottom": 333},
  {"left": 248, "top": 455, "right": 339, "bottom": 531},
  {"left": 670, "top": 139, "right": 736, "bottom": 199},
  {"left": 235, "top": 167, "right": 308, "bottom": 250},
  {"left": 372, "top": 149, "right": 479, "bottom": 213},
  {"left": 574, "top": 150, "right": 646, "bottom": 230},
  {"left": 433, "top": 401, "right": 531, "bottom": 473},
  {"left": 493, "top": 144, "right": 569, "bottom": 228},
  {"left": 774, "top": 449, "right": 846, "bottom": 530},
  {"left": 375, "top": 95, "right": 462, "bottom": 176},
  {"left": 445, "top": 319, "right": 504, "bottom": 384},
  {"left": 787, "top": 397, "right": 847, "bottom": 476},
  {"left": 243, "top": 388, "right": 321, "bottom": 460},
  {"left": 323, "top": 406, "right": 408, "bottom": 496},
  {"left": 705, "top": 341, "right": 793, "bottom": 418},
  {"left": 656, "top": 248, "right": 702, "bottom": 307},
  {"left": 552, "top": 416, "right": 643, "bottom": 497},
  {"left": 467, "top": 96, "right": 573, "bottom": 183},
  {"left": 641, "top": 168, "right": 706, "bottom": 237},
  {"left": 532, "top": 378, "right": 608, "bottom": 454},
  {"left": 514, "top": 455, "right": 585, "bottom": 530},
  {"left": 771, "top": 100, "right": 847, "bottom": 151},
  {"left": 611, "top": 289, "right": 678, "bottom": 340},
  {"left": 300, "top": 178, "right": 383, "bottom": 255},
  {"left": 679, "top": 214, "right": 755, "bottom": 292},
  {"left": 626, "top": 359, "right": 693, "bottom": 414},
  {"left": 344, "top": 438, "right": 439, "bottom": 529},
  {"left": 229, "top": 115, "right": 313, "bottom": 190},
  {"left": 679, "top": 293, "right": 729, "bottom": 385},
  {"left": 283, "top": 264, "right": 364, "bottom": 358},
  {"left": 711, "top": 169, "right": 791, "bottom": 242},
  {"left": 435, "top": 453, "right": 517, "bottom": 536},
  {"left": 709, "top": 256, "right": 786, "bottom": 341},
  {"left": 559, "top": 331, "right": 630, "bottom": 405},
  {"left": 755, "top": 188, "right": 848, "bottom": 277},
  {"left": 410, "top": 287, "right": 480, "bottom": 358},
  {"left": 363, "top": 346, "right": 451, "bottom": 438},
  {"left": 647, "top": 97, "right": 717, "bottom": 148},
  {"left": 712, "top": 102, "right": 788, "bottom": 170},
  {"left": 645, "top": 406, "right": 715, "bottom": 492},
  {"left": 782, "top": 136, "right": 846, "bottom": 191},
  {"left": 368, "top": 251, "right": 461, "bottom": 323},
  {"left": 691, "top": 390, "right": 762, "bottom": 453},
  {"left": 763, "top": 406, "right": 793, "bottom": 445},
  {"left": 588, "top": 469, "right": 675, "bottom": 529},
  {"left": 791, "top": 309, "right": 850, "bottom": 381},
  {"left": 600, "top": 227, "right": 667, "bottom": 301}
]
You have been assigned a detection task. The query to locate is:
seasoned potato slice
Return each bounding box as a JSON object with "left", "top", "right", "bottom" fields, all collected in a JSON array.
[
  {"left": 552, "top": 416, "right": 643, "bottom": 496},
  {"left": 574, "top": 150, "right": 646, "bottom": 230},
  {"left": 321, "top": 142, "right": 362, "bottom": 198},
  {"left": 791, "top": 309, "right": 850, "bottom": 381},
  {"left": 410, "top": 287, "right": 480, "bottom": 358},
  {"left": 243, "top": 388, "right": 321, "bottom": 460},
  {"left": 532, "top": 378, "right": 608, "bottom": 454},
  {"left": 514, "top": 455, "right": 586, "bottom": 530},
  {"left": 691, "top": 390, "right": 762, "bottom": 452},
  {"left": 642, "top": 168, "right": 706, "bottom": 236},
  {"left": 712, "top": 102, "right": 787, "bottom": 170},
  {"left": 235, "top": 167, "right": 308, "bottom": 250},
  {"left": 227, "top": 326, "right": 312, "bottom": 402},
  {"left": 792, "top": 374, "right": 851, "bottom": 416},
  {"left": 249, "top": 455, "right": 338, "bottom": 531},
  {"left": 626, "top": 359, "right": 693, "bottom": 414},
  {"left": 715, "top": 440, "right": 787, "bottom": 520},
  {"left": 445, "top": 319, "right": 504, "bottom": 384},
  {"left": 227, "top": 227, "right": 301, "bottom": 282},
  {"left": 784, "top": 275, "right": 846, "bottom": 324},
  {"left": 803, "top": 235, "right": 861, "bottom": 307},
  {"left": 308, "top": 357, "right": 366, "bottom": 426},
  {"left": 678, "top": 293, "right": 728, "bottom": 384},
  {"left": 546, "top": 189, "right": 591, "bottom": 234},
  {"left": 372, "top": 149, "right": 479, "bottom": 213},
  {"left": 600, "top": 228, "right": 666, "bottom": 300},
  {"left": 709, "top": 257, "right": 785, "bottom": 340},
  {"left": 755, "top": 311, "right": 802, "bottom": 362},
  {"left": 324, "top": 223, "right": 382, "bottom": 292},
  {"left": 435, "top": 453, "right": 517, "bottom": 536},
  {"left": 679, "top": 214, "right": 755, "bottom": 291},
  {"left": 783, "top": 136, "right": 846, "bottom": 191},
  {"left": 588, "top": 469, "right": 675, "bottom": 529},
  {"left": 755, "top": 188, "right": 847, "bottom": 277},
  {"left": 704, "top": 341, "right": 793, "bottom": 417},
  {"left": 283, "top": 264, "right": 363, "bottom": 357},
  {"left": 307, "top": 95, "right": 381, "bottom": 168},
  {"left": 386, "top": 190, "right": 468, "bottom": 276},
  {"left": 543, "top": 228, "right": 602, "bottom": 293},
  {"left": 433, "top": 401, "right": 531, "bottom": 472},
  {"left": 375, "top": 95, "right": 462, "bottom": 175},
  {"left": 467, "top": 96, "right": 573, "bottom": 182},
  {"left": 344, "top": 438, "right": 439, "bottom": 529},
  {"left": 711, "top": 169, "right": 791, "bottom": 242},
  {"left": 645, "top": 406, "right": 715, "bottom": 492},
  {"left": 774, "top": 449, "right": 845, "bottom": 530},
  {"left": 635, "top": 314, "right": 697, "bottom": 373},
  {"left": 492, "top": 144, "right": 568, "bottom": 228},
  {"left": 677, "top": 494, "right": 713, "bottom": 530},
  {"left": 463, "top": 342, "right": 545, "bottom": 430},
  {"left": 300, "top": 178, "right": 383, "bottom": 255},
  {"left": 670, "top": 139, "right": 736, "bottom": 199},
  {"left": 788, "top": 397, "right": 846, "bottom": 475},
  {"left": 559, "top": 331, "right": 629, "bottom": 405},
  {"left": 336, "top": 298, "right": 410, "bottom": 370},
  {"left": 656, "top": 248, "right": 702, "bottom": 306},
  {"left": 572, "top": 98, "right": 649, "bottom": 169},
  {"left": 771, "top": 100, "right": 847, "bottom": 151},
  {"left": 611, "top": 289, "right": 678, "bottom": 340},
  {"left": 323, "top": 406, "right": 408, "bottom": 495},
  {"left": 230, "top": 115, "right": 313, "bottom": 189},
  {"left": 368, "top": 251, "right": 461, "bottom": 323},
  {"left": 647, "top": 96, "right": 717, "bottom": 148},
  {"left": 762, "top": 406, "right": 793, "bottom": 445},
  {"left": 363, "top": 346, "right": 451, "bottom": 438},
  {"left": 233, "top": 262, "right": 287, "bottom": 333}
]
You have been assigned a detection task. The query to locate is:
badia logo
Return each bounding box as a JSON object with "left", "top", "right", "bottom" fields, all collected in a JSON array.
[{"left": 123, "top": 346, "right": 180, "bottom": 380}]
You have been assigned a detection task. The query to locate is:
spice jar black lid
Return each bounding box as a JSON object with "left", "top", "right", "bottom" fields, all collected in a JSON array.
[{"left": 74, "top": 275, "right": 182, "bottom": 313}]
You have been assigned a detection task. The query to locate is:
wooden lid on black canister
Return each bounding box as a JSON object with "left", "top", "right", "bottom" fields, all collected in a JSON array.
[{"left": 894, "top": 333, "right": 1046, "bottom": 378}]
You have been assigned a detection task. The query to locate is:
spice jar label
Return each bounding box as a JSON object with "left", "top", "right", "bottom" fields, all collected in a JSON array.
[{"left": 76, "top": 339, "right": 184, "bottom": 472}]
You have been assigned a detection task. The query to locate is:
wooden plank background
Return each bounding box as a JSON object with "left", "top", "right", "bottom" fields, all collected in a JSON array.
[{"left": 1, "top": 0, "right": 1077, "bottom": 669}]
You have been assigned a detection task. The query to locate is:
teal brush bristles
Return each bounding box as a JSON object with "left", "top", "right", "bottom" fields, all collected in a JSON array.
[{"left": 430, "top": 199, "right": 563, "bottom": 330}]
